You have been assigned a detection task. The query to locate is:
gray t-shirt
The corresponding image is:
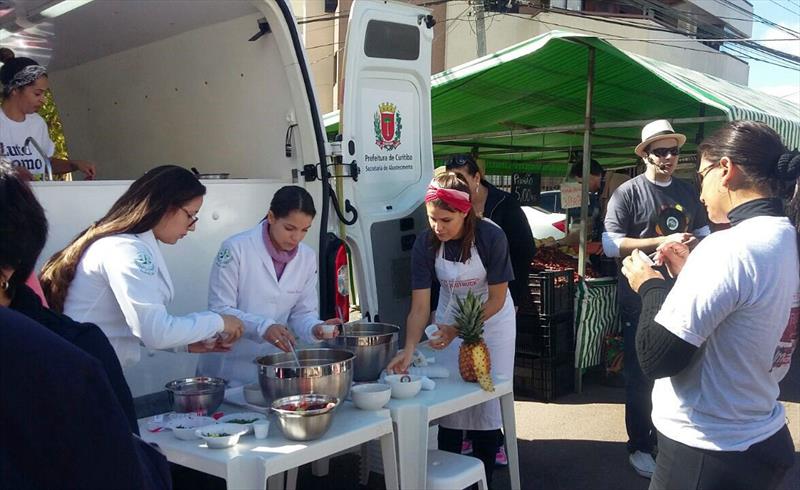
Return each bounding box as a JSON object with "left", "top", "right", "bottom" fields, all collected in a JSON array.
[
  {"left": 604, "top": 174, "right": 708, "bottom": 306},
  {"left": 411, "top": 219, "right": 514, "bottom": 290},
  {"left": 604, "top": 174, "right": 708, "bottom": 240}
]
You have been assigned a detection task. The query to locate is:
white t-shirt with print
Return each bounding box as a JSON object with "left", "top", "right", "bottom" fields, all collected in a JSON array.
[
  {"left": 0, "top": 110, "right": 55, "bottom": 179},
  {"left": 653, "top": 215, "right": 799, "bottom": 451}
]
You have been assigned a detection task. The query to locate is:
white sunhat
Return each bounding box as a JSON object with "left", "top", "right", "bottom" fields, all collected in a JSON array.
[{"left": 634, "top": 120, "right": 687, "bottom": 158}]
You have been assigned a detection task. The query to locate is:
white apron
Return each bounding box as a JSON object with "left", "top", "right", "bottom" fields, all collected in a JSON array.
[{"left": 434, "top": 242, "right": 516, "bottom": 430}]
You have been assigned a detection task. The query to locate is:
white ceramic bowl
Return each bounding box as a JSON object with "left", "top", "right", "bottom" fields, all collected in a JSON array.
[
  {"left": 243, "top": 383, "right": 268, "bottom": 406},
  {"left": 384, "top": 374, "right": 423, "bottom": 399},
  {"left": 351, "top": 383, "right": 391, "bottom": 410},
  {"left": 217, "top": 412, "right": 267, "bottom": 434},
  {"left": 167, "top": 416, "right": 216, "bottom": 441},
  {"left": 195, "top": 423, "right": 248, "bottom": 449}
]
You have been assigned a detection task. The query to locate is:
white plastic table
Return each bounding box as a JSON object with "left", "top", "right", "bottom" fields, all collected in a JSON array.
[
  {"left": 386, "top": 375, "right": 521, "bottom": 490},
  {"left": 139, "top": 402, "right": 398, "bottom": 490}
]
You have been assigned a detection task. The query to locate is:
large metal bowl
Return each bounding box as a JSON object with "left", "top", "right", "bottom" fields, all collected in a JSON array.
[
  {"left": 271, "top": 394, "right": 339, "bottom": 441},
  {"left": 164, "top": 377, "right": 226, "bottom": 415},
  {"left": 255, "top": 348, "right": 354, "bottom": 406},
  {"left": 325, "top": 322, "right": 399, "bottom": 381}
]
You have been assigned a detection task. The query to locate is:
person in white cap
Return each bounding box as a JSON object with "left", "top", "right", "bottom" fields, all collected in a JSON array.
[{"left": 602, "top": 119, "right": 710, "bottom": 479}]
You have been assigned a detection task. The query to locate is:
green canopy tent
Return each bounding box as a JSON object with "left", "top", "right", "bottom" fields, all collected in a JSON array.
[{"left": 326, "top": 30, "right": 799, "bottom": 176}]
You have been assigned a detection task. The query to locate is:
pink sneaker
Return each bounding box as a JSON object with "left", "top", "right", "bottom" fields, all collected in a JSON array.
[
  {"left": 495, "top": 446, "right": 508, "bottom": 466},
  {"left": 461, "top": 439, "right": 473, "bottom": 455}
]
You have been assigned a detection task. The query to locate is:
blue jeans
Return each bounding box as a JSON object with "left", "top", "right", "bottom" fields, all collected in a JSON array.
[{"left": 621, "top": 300, "right": 657, "bottom": 454}]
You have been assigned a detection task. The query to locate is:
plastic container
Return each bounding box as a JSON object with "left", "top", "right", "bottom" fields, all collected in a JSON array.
[
  {"left": 527, "top": 269, "right": 575, "bottom": 316},
  {"left": 513, "top": 352, "right": 575, "bottom": 402}
]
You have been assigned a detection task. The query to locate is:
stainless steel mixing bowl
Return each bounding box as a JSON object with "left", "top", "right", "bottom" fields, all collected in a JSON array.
[
  {"left": 325, "top": 322, "right": 399, "bottom": 381},
  {"left": 271, "top": 394, "right": 339, "bottom": 441},
  {"left": 255, "top": 348, "right": 354, "bottom": 406},
  {"left": 164, "top": 376, "right": 226, "bottom": 414}
]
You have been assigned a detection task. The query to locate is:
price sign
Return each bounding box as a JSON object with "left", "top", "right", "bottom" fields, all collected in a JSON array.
[
  {"left": 559, "top": 182, "right": 583, "bottom": 209},
  {"left": 510, "top": 173, "right": 541, "bottom": 206}
]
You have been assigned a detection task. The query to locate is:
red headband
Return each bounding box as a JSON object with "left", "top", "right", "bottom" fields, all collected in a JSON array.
[{"left": 424, "top": 184, "right": 472, "bottom": 213}]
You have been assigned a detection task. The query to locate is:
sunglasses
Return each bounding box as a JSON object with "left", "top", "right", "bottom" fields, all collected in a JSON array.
[
  {"left": 180, "top": 207, "right": 199, "bottom": 226},
  {"left": 697, "top": 162, "right": 721, "bottom": 184},
  {"left": 649, "top": 146, "right": 680, "bottom": 158},
  {"left": 445, "top": 155, "right": 473, "bottom": 169}
]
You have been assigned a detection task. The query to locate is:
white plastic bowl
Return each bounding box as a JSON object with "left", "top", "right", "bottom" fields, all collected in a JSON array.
[
  {"left": 351, "top": 383, "right": 391, "bottom": 410},
  {"left": 167, "top": 416, "right": 216, "bottom": 441},
  {"left": 384, "top": 374, "right": 422, "bottom": 399},
  {"left": 217, "top": 412, "right": 267, "bottom": 434},
  {"left": 195, "top": 423, "right": 248, "bottom": 449}
]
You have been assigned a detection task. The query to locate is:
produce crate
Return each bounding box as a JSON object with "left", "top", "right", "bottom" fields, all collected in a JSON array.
[
  {"left": 527, "top": 269, "right": 575, "bottom": 317},
  {"left": 516, "top": 311, "right": 574, "bottom": 358},
  {"left": 514, "top": 352, "right": 575, "bottom": 402}
]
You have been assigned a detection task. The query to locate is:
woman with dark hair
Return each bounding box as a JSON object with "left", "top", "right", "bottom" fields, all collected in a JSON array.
[
  {"left": 0, "top": 54, "right": 95, "bottom": 180},
  {"left": 40, "top": 165, "right": 244, "bottom": 368},
  {"left": 0, "top": 161, "right": 138, "bottom": 432},
  {"left": 621, "top": 121, "right": 800, "bottom": 490},
  {"left": 198, "top": 185, "right": 341, "bottom": 386},
  {"left": 386, "top": 172, "right": 516, "bottom": 486},
  {"left": 445, "top": 154, "right": 535, "bottom": 310}
]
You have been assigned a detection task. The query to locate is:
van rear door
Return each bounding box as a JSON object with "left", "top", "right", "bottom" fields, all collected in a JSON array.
[{"left": 338, "top": 0, "right": 434, "bottom": 325}]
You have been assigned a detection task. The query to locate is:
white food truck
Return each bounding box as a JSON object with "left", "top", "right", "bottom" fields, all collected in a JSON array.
[{"left": 21, "top": 0, "right": 435, "bottom": 396}]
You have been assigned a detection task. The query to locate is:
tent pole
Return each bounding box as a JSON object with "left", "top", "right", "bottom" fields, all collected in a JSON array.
[
  {"left": 576, "top": 46, "right": 595, "bottom": 394},
  {"left": 578, "top": 48, "right": 595, "bottom": 280}
]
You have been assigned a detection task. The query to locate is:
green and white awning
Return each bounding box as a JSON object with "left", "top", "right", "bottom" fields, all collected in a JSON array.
[{"left": 325, "top": 31, "right": 799, "bottom": 176}]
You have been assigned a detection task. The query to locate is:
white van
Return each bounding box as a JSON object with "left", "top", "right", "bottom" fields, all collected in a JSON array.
[{"left": 24, "top": 0, "right": 435, "bottom": 395}]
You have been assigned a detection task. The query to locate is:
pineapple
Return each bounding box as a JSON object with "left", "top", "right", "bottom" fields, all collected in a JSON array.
[{"left": 454, "top": 291, "right": 495, "bottom": 392}]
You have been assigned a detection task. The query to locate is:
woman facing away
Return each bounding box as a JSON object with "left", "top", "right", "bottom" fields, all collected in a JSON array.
[
  {"left": 621, "top": 121, "right": 799, "bottom": 490},
  {"left": 40, "top": 165, "right": 244, "bottom": 369}
]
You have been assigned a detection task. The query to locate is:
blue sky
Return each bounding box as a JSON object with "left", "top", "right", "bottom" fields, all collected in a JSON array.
[{"left": 747, "top": 0, "right": 800, "bottom": 107}]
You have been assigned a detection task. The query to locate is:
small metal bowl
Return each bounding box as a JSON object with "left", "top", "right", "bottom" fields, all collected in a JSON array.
[
  {"left": 165, "top": 377, "right": 226, "bottom": 415},
  {"left": 271, "top": 394, "right": 339, "bottom": 441}
]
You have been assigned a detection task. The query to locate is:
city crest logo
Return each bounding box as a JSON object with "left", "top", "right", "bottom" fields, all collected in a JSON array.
[{"left": 374, "top": 102, "right": 402, "bottom": 151}]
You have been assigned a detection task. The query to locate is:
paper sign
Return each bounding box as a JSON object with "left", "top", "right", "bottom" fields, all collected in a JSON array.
[{"left": 559, "top": 182, "right": 583, "bottom": 209}]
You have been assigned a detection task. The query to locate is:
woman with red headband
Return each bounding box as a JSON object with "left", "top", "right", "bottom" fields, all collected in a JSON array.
[{"left": 387, "top": 172, "right": 516, "bottom": 486}]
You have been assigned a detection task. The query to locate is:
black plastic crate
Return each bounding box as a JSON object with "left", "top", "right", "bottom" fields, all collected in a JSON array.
[
  {"left": 514, "top": 352, "right": 575, "bottom": 402},
  {"left": 527, "top": 269, "right": 575, "bottom": 317},
  {"left": 516, "top": 312, "right": 574, "bottom": 358}
]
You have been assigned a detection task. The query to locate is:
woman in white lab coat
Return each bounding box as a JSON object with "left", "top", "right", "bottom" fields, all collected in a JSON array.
[
  {"left": 198, "top": 185, "right": 341, "bottom": 387},
  {"left": 387, "top": 172, "right": 516, "bottom": 487},
  {"left": 40, "top": 165, "right": 244, "bottom": 368}
]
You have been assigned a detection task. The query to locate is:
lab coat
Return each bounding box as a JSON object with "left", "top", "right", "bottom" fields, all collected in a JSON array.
[
  {"left": 196, "top": 223, "right": 322, "bottom": 386},
  {"left": 63, "top": 230, "right": 224, "bottom": 368}
]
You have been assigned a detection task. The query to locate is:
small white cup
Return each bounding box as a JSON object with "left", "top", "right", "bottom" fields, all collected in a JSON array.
[
  {"left": 320, "top": 323, "right": 337, "bottom": 339},
  {"left": 425, "top": 324, "right": 441, "bottom": 341},
  {"left": 253, "top": 420, "right": 270, "bottom": 439}
]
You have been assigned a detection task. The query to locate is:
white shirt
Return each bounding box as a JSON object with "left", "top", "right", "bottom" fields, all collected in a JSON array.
[
  {"left": 0, "top": 110, "right": 55, "bottom": 179},
  {"left": 653, "top": 216, "right": 799, "bottom": 451},
  {"left": 63, "top": 230, "right": 224, "bottom": 368},
  {"left": 196, "top": 223, "right": 322, "bottom": 386}
]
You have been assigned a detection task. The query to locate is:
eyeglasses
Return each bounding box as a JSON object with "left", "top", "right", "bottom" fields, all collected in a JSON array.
[
  {"left": 180, "top": 207, "right": 199, "bottom": 226},
  {"left": 697, "top": 162, "right": 721, "bottom": 184},
  {"left": 649, "top": 146, "right": 680, "bottom": 158},
  {"left": 445, "top": 155, "right": 473, "bottom": 169}
]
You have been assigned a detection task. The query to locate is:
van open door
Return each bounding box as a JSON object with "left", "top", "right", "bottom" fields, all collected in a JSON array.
[{"left": 336, "top": 0, "right": 434, "bottom": 328}]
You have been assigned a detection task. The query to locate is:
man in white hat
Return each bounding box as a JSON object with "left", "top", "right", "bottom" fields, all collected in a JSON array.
[{"left": 602, "top": 119, "right": 710, "bottom": 479}]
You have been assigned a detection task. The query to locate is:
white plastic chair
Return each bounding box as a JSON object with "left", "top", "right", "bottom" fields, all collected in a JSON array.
[{"left": 426, "top": 449, "right": 488, "bottom": 490}]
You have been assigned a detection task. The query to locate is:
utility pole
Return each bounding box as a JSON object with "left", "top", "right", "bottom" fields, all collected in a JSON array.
[{"left": 475, "top": 1, "right": 486, "bottom": 57}]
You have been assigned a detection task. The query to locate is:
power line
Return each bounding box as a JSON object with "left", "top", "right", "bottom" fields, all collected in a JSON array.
[{"left": 768, "top": 0, "right": 800, "bottom": 18}]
